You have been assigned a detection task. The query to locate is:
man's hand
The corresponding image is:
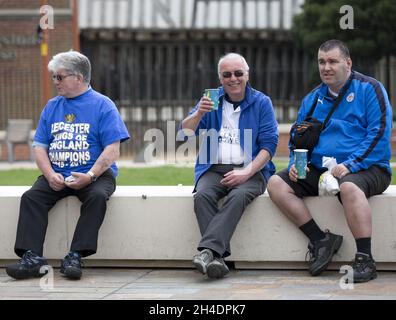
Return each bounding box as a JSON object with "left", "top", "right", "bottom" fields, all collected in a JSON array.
[
  {"left": 197, "top": 96, "right": 214, "bottom": 116},
  {"left": 331, "top": 164, "right": 350, "bottom": 179},
  {"left": 47, "top": 172, "right": 65, "bottom": 191},
  {"left": 220, "top": 168, "right": 252, "bottom": 188},
  {"left": 64, "top": 172, "right": 92, "bottom": 190},
  {"left": 289, "top": 164, "right": 310, "bottom": 182},
  {"left": 181, "top": 97, "right": 214, "bottom": 132}
]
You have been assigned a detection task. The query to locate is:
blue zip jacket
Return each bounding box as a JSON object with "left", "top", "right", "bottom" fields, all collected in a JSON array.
[
  {"left": 186, "top": 84, "right": 279, "bottom": 189},
  {"left": 289, "top": 71, "right": 392, "bottom": 175}
]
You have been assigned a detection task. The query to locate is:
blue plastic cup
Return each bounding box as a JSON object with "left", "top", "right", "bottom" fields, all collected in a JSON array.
[
  {"left": 204, "top": 89, "right": 220, "bottom": 110},
  {"left": 294, "top": 149, "right": 308, "bottom": 179}
]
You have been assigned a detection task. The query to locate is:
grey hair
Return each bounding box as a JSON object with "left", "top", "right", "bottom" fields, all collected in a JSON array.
[
  {"left": 217, "top": 53, "right": 249, "bottom": 77},
  {"left": 48, "top": 50, "right": 91, "bottom": 84}
]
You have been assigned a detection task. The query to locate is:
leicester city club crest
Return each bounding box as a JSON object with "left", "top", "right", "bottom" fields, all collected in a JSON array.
[
  {"left": 65, "top": 113, "right": 76, "bottom": 123},
  {"left": 346, "top": 92, "right": 354, "bottom": 103}
]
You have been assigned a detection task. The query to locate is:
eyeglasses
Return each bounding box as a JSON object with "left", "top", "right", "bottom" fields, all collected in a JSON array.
[
  {"left": 52, "top": 74, "right": 75, "bottom": 81},
  {"left": 221, "top": 70, "right": 245, "bottom": 78}
]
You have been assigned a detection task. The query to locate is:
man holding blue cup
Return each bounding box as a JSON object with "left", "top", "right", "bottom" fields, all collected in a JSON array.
[
  {"left": 267, "top": 40, "right": 392, "bottom": 283},
  {"left": 181, "top": 53, "right": 278, "bottom": 279},
  {"left": 204, "top": 89, "right": 220, "bottom": 110},
  {"left": 293, "top": 149, "right": 308, "bottom": 179}
]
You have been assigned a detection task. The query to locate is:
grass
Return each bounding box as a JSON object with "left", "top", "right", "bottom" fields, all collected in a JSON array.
[
  {"left": 0, "top": 167, "right": 194, "bottom": 186},
  {"left": 0, "top": 169, "right": 42, "bottom": 186},
  {"left": 117, "top": 166, "right": 194, "bottom": 186},
  {"left": 0, "top": 161, "right": 393, "bottom": 185}
]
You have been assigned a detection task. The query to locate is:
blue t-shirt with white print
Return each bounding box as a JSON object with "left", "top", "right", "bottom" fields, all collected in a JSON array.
[{"left": 33, "top": 87, "right": 130, "bottom": 177}]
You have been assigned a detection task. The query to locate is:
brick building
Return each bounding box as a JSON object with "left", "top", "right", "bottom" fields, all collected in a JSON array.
[{"left": 0, "top": 0, "right": 74, "bottom": 160}]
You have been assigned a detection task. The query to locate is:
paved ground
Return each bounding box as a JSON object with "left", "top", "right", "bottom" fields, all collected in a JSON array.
[{"left": 1, "top": 267, "right": 396, "bottom": 300}]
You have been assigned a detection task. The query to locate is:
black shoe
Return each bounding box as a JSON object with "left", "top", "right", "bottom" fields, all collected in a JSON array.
[
  {"left": 60, "top": 252, "right": 82, "bottom": 280},
  {"left": 207, "top": 257, "right": 229, "bottom": 279},
  {"left": 6, "top": 250, "right": 49, "bottom": 280},
  {"left": 306, "top": 230, "right": 343, "bottom": 276},
  {"left": 192, "top": 249, "right": 214, "bottom": 274},
  {"left": 352, "top": 253, "right": 377, "bottom": 283}
]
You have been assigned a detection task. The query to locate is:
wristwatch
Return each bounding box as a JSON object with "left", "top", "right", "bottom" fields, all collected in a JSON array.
[{"left": 87, "top": 170, "right": 98, "bottom": 182}]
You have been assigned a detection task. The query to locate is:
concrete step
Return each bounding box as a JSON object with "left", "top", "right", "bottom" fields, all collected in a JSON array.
[{"left": 1, "top": 186, "right": 396, "bottom": 269}]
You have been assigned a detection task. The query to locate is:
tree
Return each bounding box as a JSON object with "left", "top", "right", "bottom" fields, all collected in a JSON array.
[{"left": 292, "top": 0, "right": 396, "bottom": 91}]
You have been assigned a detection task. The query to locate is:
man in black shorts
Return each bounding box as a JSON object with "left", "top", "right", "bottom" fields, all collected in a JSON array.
[{"left": 267, "top": 39, "right": 392, "bottom": 283}]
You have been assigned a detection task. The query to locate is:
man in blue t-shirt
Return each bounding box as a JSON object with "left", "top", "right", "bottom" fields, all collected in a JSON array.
[
  {"left": 6, "top": 51, "right": 130, "bottom": 280},
  {"left": 268, "top": 40, "right": 392, "bottom": 283}
]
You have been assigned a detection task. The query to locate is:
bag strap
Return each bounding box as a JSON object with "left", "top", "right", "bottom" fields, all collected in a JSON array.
[
  {"left": 304, "top": 72, "right": 354, "bottom": 128},
  {"left": 321, "top": 73, "right": 354, "bottom": 129},
  {"left": 306, "top": 95, "right": 319, "bottom": 117}
]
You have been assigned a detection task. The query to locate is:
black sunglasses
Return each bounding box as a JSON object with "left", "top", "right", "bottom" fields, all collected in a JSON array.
[
  {"left": 52, "top": 74, "right": 75, "bottom": 81},
  {"left": 221, "top": 70, "right": 245, "bottom": 78}
]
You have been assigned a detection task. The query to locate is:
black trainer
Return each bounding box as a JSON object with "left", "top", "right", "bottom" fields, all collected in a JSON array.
[
  {"left": 352, "top": 252, "right": 377, "bottom": 283},
  {"left": 60, "top": 252, "right": 82, "bottom": 280},
  {"left": 6, "top": 250, "right": 49, "bottom": 280},
  {"left": 207, "top": 257, "right": 229, "bottom": 279},
  {"left": 192, "top": 249, "right": 214, "bottom": 274},
  {"left": 306, "top": 230, "right": 343, "bottom": 276}
]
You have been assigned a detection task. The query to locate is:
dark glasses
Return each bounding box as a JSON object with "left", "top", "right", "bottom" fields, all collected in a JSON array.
[
  {"left": 52, "top": 74, "right": 74, "bottom": 81},
  {"left": 221, "top": 70, "right": 245, "bottom": 78}
]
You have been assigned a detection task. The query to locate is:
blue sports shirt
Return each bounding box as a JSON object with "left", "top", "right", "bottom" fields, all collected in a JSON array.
[
  {"left": 289, "top": 71, "right": 392, "bottom": 175},
  {"left": 33, "top": 87, "right": 130, "bottom": 177}
]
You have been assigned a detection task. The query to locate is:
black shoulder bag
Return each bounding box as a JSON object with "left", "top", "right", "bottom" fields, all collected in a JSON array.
[{"left": 290, "top": 78, "right": 353, "bottom": 154}]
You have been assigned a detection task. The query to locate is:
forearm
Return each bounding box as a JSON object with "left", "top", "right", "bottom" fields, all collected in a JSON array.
[
  {"left": 181, "top": 111, "right": 203, "bottom": 132},
  {"left": 245, "top": 149, "right": 271, "bottom": 178},
  {"left": 89, "top": 141, "right": 120, "bottom": 176},
  {"left": 34, "top": 146, "right": 55, "bottom": 179}
]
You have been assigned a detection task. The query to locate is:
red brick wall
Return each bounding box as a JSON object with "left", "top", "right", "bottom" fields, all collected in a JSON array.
[
  {"left": 277, "top": 131, "right": 291, "bottom": 157},
  {"left": 1, "top": 0, "right": 69, "bottom": 9},
  {"left": 0, "top": 14, "right": 73, "bottom": 124},
  {"left": 0, "top": 0, "right": 73, "bottom": 160},
  {"left": 0, "top": 144, "right": 31, "bottom": 161},
  {"left": 0, "top": 2, "right": 71, "bottom": 143}
]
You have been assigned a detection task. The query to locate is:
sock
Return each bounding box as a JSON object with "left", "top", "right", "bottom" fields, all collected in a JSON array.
[
  {"left": 356, "top": 237, "right": 372, "bottom": 257},
  {"left": 25, "top": 250, "right": 41, "bottom": 257},
  {"left": 208, "top": 249, "right": 221, "bottom": 258},
  {"left": 299, "top": 219, "right": 326, "bottom": 243}
]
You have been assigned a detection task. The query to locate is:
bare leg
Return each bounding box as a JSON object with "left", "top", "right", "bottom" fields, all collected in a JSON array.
[
  {"left": 267, "top": 175, "right": 312, "bottom": 226},
  {"left": 339, "top": 182, "right": 372, "bottom": 238}
]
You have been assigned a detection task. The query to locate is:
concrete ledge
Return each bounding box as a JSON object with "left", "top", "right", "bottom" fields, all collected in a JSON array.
[{"left": 1, "top": 186, "right": 396, "bottom": 270}]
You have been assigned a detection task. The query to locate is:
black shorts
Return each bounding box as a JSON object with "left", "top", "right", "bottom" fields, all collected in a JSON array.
[{"left": 276, "top": 165, "right": 391, "bottom": 200}]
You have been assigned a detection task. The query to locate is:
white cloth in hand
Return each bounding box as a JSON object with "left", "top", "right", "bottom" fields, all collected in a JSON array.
[{"left": 318, "top": 157, "right": 340, "bottom": 196}]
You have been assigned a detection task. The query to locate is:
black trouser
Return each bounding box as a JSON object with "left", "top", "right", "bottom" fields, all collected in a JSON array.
[{"left": 14, "top": 169, "right": 116, "bottom": 258}]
